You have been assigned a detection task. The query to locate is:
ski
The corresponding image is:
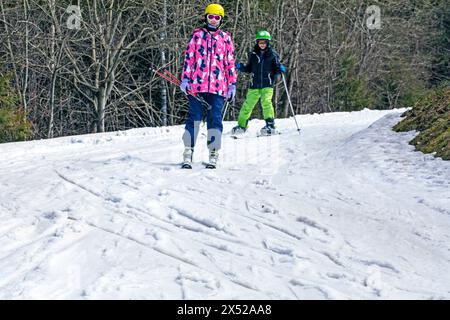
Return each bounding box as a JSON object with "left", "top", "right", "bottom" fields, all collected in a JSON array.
[
  {"left": 181, "top": 162, "right": 193, "bottom": 169},
  {"left": 181, "top": 162, "right": 217, "bottom": 169},
  {"left": 256, "top": 131, "right": 281, "bottom": 138},
  {"left": 202, "top": 161, "right": 216, "bottom": 169},
  {"left": 230, "top": 131, "right": 282, "bottom": 139}
]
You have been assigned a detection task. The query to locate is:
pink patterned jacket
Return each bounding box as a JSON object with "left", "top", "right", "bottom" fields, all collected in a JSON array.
[{"left": 181, "top": 28, "right": 237, "bottom": 98}]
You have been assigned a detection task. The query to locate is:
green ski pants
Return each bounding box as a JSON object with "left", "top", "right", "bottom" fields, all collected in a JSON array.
[{"left": 237, "top": 88, "right": 275, "bottom": 128}]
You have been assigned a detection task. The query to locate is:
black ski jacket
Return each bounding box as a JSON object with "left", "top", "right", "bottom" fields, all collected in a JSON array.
[{"left": 240, "top": 45, "right": 282, "bottom": 89}]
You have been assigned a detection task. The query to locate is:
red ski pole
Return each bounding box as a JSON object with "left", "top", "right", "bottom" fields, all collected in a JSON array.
[{"left": 150, "top": 66, "right": 212, "bottom": 110}]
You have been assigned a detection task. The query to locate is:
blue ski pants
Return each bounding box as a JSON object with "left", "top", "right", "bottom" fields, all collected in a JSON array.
[{"left": 182, "top": 93, "right": 224, "bottom": 151}]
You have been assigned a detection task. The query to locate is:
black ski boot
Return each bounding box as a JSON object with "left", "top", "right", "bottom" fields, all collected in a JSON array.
[
  {"left": 259, "top": 118, "right": 278, "bottom": 136},
  {"left": 231, "top": 125, "right": 247, "bottom": 139}
]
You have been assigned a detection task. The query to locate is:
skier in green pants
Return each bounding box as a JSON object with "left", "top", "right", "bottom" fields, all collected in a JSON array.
[{"left": 232, "top": 30, "right": 286, "bottom": 136}]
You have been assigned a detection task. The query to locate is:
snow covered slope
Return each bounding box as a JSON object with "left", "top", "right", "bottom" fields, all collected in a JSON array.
[{"left": 1, "top": 109, "right": 449, "bottom": 299}]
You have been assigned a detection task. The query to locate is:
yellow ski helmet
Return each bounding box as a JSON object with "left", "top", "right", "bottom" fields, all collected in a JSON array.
[{"left": 205, "top": 4, "right": 225, "bottom": 17}]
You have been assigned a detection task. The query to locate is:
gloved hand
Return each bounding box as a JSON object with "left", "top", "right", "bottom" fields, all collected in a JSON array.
[
  {"left": 226, "top": 84, "right": 236, "bottom": 102},
  {"left": 280, "top": 65, "right": 287, "bottom": 73},
  {"left": 180, "top": 79, "right": 191, "bottom": 95},
  {"left": 235, "top": 62, "right": 243, "bottom": 71}
]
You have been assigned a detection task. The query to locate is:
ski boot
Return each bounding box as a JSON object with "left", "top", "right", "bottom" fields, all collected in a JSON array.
[
  {"left": 205, "top": 149, "right": 219, "bottom": 169},
  {"left": 259, "top": 118, "right": 278, "bottom": 136},
  {"left": 231, "top": 125, "right": 247, "bottom": 138},
  {"left": 181, "top": 147, "right": 193, "bottom": 169}
]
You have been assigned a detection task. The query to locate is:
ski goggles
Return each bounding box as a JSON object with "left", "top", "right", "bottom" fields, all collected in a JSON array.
[{"left": 207, "top": 14, "right": 222, "bottom": 21}]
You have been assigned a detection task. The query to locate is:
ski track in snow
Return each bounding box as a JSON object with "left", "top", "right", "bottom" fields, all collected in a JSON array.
[{"left": 1, "top": 109, "right": 450, "bottom": 299}]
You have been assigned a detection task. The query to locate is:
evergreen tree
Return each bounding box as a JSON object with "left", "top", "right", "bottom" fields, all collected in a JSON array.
[
  {"left": 0, "top": 72, "right": 32, "bottom": 143},
  {"left": 430, "top": 1, "right": 450, "bottom": 86},
  {"left": 333, "top": 54, "right": 374, "bottom": 112}
]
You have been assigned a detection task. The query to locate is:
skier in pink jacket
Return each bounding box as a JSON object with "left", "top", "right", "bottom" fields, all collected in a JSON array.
[{"left": 180, "top": 3, "right": 237, "bottom": 169}]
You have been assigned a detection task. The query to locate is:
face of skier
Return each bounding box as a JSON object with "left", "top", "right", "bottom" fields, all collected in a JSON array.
[
  {"left": 207, "top": 14, "right": 222, "bottom": 28},
  {"left": 257, "top": 40, "right": 268, "bottom": 50}
]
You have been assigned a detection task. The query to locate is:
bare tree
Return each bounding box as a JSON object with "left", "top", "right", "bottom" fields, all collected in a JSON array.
[{"left": 0, "top": 0, "right": 445, "bottom": 140}]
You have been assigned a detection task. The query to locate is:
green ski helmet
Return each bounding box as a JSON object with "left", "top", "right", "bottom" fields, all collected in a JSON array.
[{"left": 255, "top": 30, "right": 272, "bottom": 41}]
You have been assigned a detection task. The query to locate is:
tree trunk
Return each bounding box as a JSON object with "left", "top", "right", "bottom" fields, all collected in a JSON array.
[
  {"left": 160, "top": 0, "right": 168, "bottom": 126},
  {"left": 22, "top": 0, "right": 29, "bottom": 118}
]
